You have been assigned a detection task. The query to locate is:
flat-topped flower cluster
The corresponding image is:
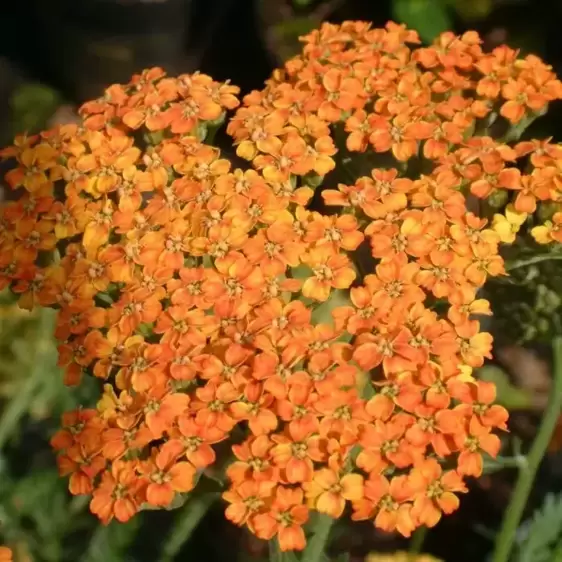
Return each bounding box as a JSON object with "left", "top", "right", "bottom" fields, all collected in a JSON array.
[{"left": 1, "top": 20, "right": 561, "bottom": 552}]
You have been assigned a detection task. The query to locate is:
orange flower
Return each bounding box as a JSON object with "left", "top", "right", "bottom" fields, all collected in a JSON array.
[
  {"left": 365, "top": 379, "right": 423, "bottom": 421},
  {"left": 301, "top": 246, "right": 356, "bottom": 302},
  {"left": 101, "top": 424, "right": 153, "bottom": 461},
  {"left": 164, "top": 414, "right": 225, "bottom": 468},
  {"left": 365, "top": 255, "right": 425, "bottom": 313},
  {"left": 271, "top": 423, "right": 327, "bottom": 483},
  {"left": 223, "top": 480, "right": 277, "bottom": 529},
  {"left": 243, "top": 222, "right": 305, "bottom": 275},
  {"left": 449, "top": 380, "right": 509, "bottom": 430},
  {"left": 318, "top": 68, "right": 364, "bottom": 122},
  {"left": 455, "top": 320, "right": 493, "bottom": 368},
  {"left": 230, "top": 381, "right": 278, "bottom": 435},
  {"left": 304, "top": 467, "right": 364, "bottom": 517},
  {"left": 142, "top": 385, "right": 190, "bottom": 438},
  {"left": 409, "top": 458, "right": 467, "bottom": 527},
  {"left": 357, "top": 418, "right": 417, "bottom": 474},
  {"left": 143, "top": 447, "right": 197, "bottom": 507},
  {"left": 447, "top": 285, "right": 491, "bottom": 326},
  {"left": 352, "top": 474, "right": 416, "bottom": 537},
  {"left": 9, "top": 20, "right": 562, "bottom": 544},
  {"left": 369, "top": 113, "right": 435, "bottom": 161},
  {"left": 455, "top": 417, "right": 501, "bottom": 477},
  {"left": 228, "top": 435, "right": 279, "bottom": 483},
  {"left": 304, "top": 213, "right": 364, "bottom": 252},
  {"left": 191, "top": 380, "right": 239, "bottom": 432},
  {"left": 90, "top": 460, "right": 146, "bottom": 523},
  {"left": 353, "top": 328, "right": 417, "bottom": 374},
  {"left": 57, "top": 441, "right": 106, "bottom": 496},
  {"left": 253, "top": 486, "right": 309, "bottom": 551}
]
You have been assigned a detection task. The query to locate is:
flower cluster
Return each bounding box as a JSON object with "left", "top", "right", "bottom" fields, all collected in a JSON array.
[{"left": 1, "top": 20, "right": 562, "bottom": 552}]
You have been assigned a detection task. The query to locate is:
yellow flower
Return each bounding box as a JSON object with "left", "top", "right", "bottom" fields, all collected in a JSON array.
[
  {"left": 531, "top": 221, "right": 553, "bottom": 244},
  {"left": 492, "top": 204, "right": 528, "bottom": 243},
  {"left": 457, "top": 363, "right": 475, "bottom": 382}
]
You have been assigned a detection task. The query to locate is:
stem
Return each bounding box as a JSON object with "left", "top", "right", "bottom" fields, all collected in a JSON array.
[
  {"left": 205, "top": 126, "right": 218, "bottom": 145},
  {"left": 269, "top": 538, "right": 299, "bottom": 562},
  {"left": 506, "top": 254, "right": 562, "bottom": 272},
  {"left": 491, "top": 336, "right": 562, "bottom": 562},
  {"left": 302, "top": 513, "right": 335, "bottom": 562},
  {"left": 161, "top": 493, "right": 219, "bottom": 562},
  {"left": 409, "top": 526, "right": 428, "bottom": 558}
]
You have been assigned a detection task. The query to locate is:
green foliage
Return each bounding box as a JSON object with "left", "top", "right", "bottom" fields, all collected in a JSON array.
[
  {"left": 10, "top": 83, "right": 60, "bottom": 136},
  {"left": 81, "top": 519, "right": 141, "bottom": 562},
  {"left": 391, "top": 0, "right": 495, "bottom": 43},
  {"left": 514, "top": 493, "right": 562, "bottom": 562},
  {"left": 488, "top": 249, "right": 562, "bottom": 346},
  {"left": 392, "top": 0, "right": 452, "bottom": 43}
]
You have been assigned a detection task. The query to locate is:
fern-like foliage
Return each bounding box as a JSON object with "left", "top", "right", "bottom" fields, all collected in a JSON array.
[{"left": 514, "top": 493, "right": 562, "bottom": 562}]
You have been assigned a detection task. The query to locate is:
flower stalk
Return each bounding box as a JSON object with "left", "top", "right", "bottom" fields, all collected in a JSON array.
[{"left": 491, "top": 337, "right": 562, "bottom": 562}]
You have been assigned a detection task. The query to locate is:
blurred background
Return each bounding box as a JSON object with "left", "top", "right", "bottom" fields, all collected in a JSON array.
[{"left": 3, "top": 0, "right": 562, "bottom": 561}]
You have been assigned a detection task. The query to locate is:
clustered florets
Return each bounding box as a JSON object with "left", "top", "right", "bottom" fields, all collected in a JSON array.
[{"left": 1, "top": 20, "right": 562, "bottom": 551}]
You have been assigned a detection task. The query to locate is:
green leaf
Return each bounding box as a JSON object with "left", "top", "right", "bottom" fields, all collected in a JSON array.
[
  {"left": 95, "top": 292, "right": 114, "bottom": 306},
  {"left": 550, "top": 538, "right": 562, "bottom": 562},
  {"left": 392, "top": 0, "right": 452, "bottom": 43},
  {"left": 302, "top": 513, "right": 335, "bottom": 562},
  {"left": 311, "top": 289, "right": 351, "bottom": 327},
  {"left": 136, "top": 322, "right": 155, "bottom": 338},
  {"left": 361, "top": 379, "right": 376, "bottom": 400},
  {"left": 10, "top": 83, "right": 60, "bottom": 135},
  {"left": 302, "top": 173, "right": 324, "bottom": 188}
]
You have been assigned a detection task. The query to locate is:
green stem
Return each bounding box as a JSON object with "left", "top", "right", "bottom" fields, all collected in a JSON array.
[
  {"left": 491, "top": 336, "right": 562, "bottom": 562},
  {"left": 269, "top": 538, "right": 299, "bottom": 562},
  {"left": 302, "top": 513, "right": 335, "bottom": 562},
  {"left": 409, "top": 526, "right": 428, "bottom": 558},
  {"left": 161, "top": 492, "right": 219, "bottom": 562},
  {"left": 69, "top": 494, "right": 90, "bottom": 516},
  {"left": 205, "top": 126, "right": 218, "bottom": 145},
  {"left": 0, "top": 309, "right": 54, "bottom": 449},
  {"left": 506, "top": 254, "right": 562, "bottom": 272}
]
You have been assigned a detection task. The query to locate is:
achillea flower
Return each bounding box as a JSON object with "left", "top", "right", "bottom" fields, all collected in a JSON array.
[{"left": 1, "top": 20, "right": 562, "bottom": 550}]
